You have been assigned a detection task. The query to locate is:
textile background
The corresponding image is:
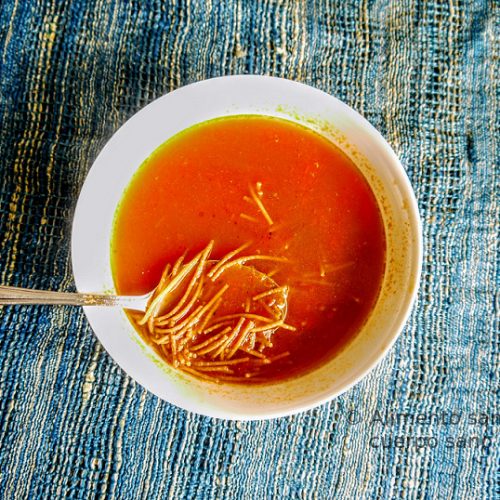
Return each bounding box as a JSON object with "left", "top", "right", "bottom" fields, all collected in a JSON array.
[{"left": 0, "top": 0, "right": 498, "bottom": 498}]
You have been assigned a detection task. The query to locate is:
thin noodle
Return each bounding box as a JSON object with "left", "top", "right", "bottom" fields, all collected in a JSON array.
[
  {"left": 160, "top": 343, "right": 171, "bottom": 359},
  {"left": 261, "top": 302, "right": 280, "bottom": 320},
  {"left": 207, "top": 241, "right": 252, "bottom": 279},
  {"left": 251, "top": 320, "right": 284, "bottom": 332},
  {"left": 177, "top": 353, "right": 189, "bottom": 366},
  {"left": 242, "top": 348, "right": 267, "bottom": 359},
  {"left": 252, "top": 285, "right": 289, "bottom": 301},
  {"left": 247, "top": 332, "right": 256, "bottom": 350},
  {"left": 208, "top": 313, "right": 275, "bottom": 324},
  {"left": 268, "top": 351, "right": 290, "bottom": 362},
  {"left": 146, "top": 311, "right": 156, "bottom": 335},
  {"left": 202, "top": 320, "right": 234, "bottom": 334},
  {"left": 170, "top": 333, "right": 178, "bottom": 366},
  {"left": 172, "top": 284, "right": 229, "bottom": 339},
  {"left": 249, "top": 183, "right": 273, "bottom": 225},
  {"left": 323, "top": 261, "right": 354, "bottom": 273},
  {"left": 191, "top": 329, "right": 229, "bottom": 351},
  {"left": 231, "top": 377, "right": 266, "bottom": 382},
  {"left": 212, "top": 318, "right": 245, "bottom": 359},
  {"left": 226, "top": 321, "right": 255, "bottom": 359},
  {"left": 165, "top": 275, "right": 204, "bottom": 324},
  {"left": 155, "top": 305, "right": 203, "bottom": 333},
  {"left": 194, "top": 366, "right": 234, "bottom": 373},
  {"left": 171, "top": 250, "right": 188, "bottom": 277},
  {"left": 215, "top": 375, "right": 266, "bottom": 383},
  {"left": 194, "top": 296, "right": 223, "bottom": 335},
  {"left": 252, "top": 351, "right": 291, "bottom": 364},
  {"left": 139, "top": 252, "right": 202, "bottom": 325},
  {"left": 295, "top": 279, "right": 335, "bottom": 287},
  {"left": 256, "top": 333, "right": 273, "bottom": 348},
  {"left": 159, "top": 241, "right": 213, "bottom": 322},
  {"left": 195, "top": 333, "right": 231, "bottom": 356},
  {"left": 239, "top": 213, "right": 259, "bottom": 223},
  {"left": 250, "top": 321, "right": 296, "bottom": 333},
  {"left": 192, "top": 357, "right": 250, "bottom": 367},
  {"left": 151, "top": 264, "right": 171, "bottom": 301}
]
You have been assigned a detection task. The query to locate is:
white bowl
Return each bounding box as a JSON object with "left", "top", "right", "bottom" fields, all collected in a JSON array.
[{"left": 72, "top": 76, "right": 422, "bottom": 420}]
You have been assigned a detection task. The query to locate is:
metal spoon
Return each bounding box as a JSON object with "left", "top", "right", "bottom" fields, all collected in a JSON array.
[
  {"left": 0, "top": 285, "right": 151, "bottom": 310},
  {"left": 0, "top": 263, "right": 284, "bottom": 313}
]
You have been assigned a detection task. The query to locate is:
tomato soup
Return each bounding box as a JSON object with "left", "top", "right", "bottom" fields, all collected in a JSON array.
[{"left": 112, "top": 115, "right": 386, "bottom": 383}]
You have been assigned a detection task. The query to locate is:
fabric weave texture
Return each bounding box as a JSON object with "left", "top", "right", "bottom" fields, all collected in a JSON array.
[{"left": 0, "top": 1, "right": 498, "bottom": 498}]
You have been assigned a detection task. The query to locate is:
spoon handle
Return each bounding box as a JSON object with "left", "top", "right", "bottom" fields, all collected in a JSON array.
[{"left": 0, "top": 285, "right": 118, "bottom": 306}]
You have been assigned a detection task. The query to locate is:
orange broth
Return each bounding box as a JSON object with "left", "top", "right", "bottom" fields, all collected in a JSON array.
[{"left": 112, "top": 115, "right": 386, "bottom": 382}]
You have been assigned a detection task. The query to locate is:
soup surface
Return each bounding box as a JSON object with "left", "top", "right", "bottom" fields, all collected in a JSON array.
[{"left": 112, "top": 115, "right": 386, "bottom": 383}]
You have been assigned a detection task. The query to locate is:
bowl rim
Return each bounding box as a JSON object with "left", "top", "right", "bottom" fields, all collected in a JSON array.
[{"left": 72, "top": 75, "right": 423, "bottom": 420}]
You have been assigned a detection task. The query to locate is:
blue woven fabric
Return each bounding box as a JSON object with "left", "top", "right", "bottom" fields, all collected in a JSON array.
[{"left": 0, "top": 1, "right": 498, "bottom": 498}]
